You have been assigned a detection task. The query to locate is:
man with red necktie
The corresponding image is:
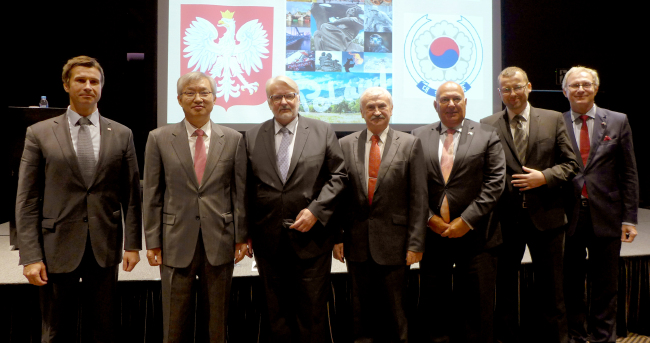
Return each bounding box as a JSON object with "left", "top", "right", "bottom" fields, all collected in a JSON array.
[
  {"left": 413, "top": 81, "right": 505, "bottom": 343},
  {"left": 143, "top": 71, "right": 249, "bottom": 343},
  {"left": 561, "top": 66, "right": 638, "bottom": 343},
  {"left": 334, "top": 87, "right": 427, "bottom": 342}
]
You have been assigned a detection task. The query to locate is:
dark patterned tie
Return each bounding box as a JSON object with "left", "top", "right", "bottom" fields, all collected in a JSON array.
[
  {"left": 77, "top": 116, "right": 96, "bottom": 187},
  {"left": 512, "top": 115, "right": 528, "bottom": 165},
  {"left": 277, "top": 127, "right": 292, "bottom": 183}
]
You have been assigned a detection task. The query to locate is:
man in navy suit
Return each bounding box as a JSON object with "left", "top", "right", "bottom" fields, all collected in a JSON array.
[{"left": 561, "top": 66, "right": 638, "bottom": 343}]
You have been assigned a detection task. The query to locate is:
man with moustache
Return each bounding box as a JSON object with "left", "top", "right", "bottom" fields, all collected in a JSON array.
[
  {"left": 16, "top": 56, "right": 142, "bottom": 342},
  {"left": 143, "top": 71, "right": 248, "bottom": 343},
  {"left": 481, "top": 67, "right": 579, "bottom": 343},
  {"left": 561, "top": 66, "right": 638, "bottom": 343},
  {"left": 245, "top": 76, "right": 347, "bottom": 343},
  {"left": 333, "top": 87, "right": 427, "bottom": 343},
  {"left": 413, "top": 81, "right": 505, "bottom": 343}
]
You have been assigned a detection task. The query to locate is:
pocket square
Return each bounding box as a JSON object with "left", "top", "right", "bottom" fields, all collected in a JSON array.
[{"left": 604, "top": 135, "right": 611, "bottom": 141}]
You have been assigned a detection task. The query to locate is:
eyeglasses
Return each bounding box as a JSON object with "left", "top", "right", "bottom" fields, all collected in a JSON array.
[
  {"left": 568, "top": 82, "right": 595, "bottom": 90},
  {"left": 499, "top": 84, "right": 528, "bottom": 94},
  {"left": 182, "top": 91, "right": 213, "bottom": 99},
  {"left": 438, "top": 97, "right": 464, "bottom": 105},
  {"left": 269, "top": 93, "right": 298, "bottom": 103}
]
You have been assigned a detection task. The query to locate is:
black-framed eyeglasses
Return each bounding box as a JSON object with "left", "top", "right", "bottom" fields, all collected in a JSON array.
[
  {"left": 182, "top": 91, "right": 213, "bottom": 99},
  {"left": 499, "top": 84, "right": 529, "bottom": 94},
  {"left": 269, "top": 93, "right": 298, "bottom": 103},
  {"left": 568, "top": 82, "right": 594, "bottom": 90}
]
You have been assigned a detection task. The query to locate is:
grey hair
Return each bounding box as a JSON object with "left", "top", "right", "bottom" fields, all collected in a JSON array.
[
  {"left": 360, "top": 87, "right": 393, "bottom": 107},
  {"left": 562, "top": 66, "right": 600, "bottom": 90},
  {"left": 177, "top": 72, "right": 217, "bottom": 96},
  {"left": 498, "top": 66, "right": 529, "bottom": 83}
]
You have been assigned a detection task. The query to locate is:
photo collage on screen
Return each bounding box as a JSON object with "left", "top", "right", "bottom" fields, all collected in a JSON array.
[{"left": 286, "top": 0, "right": 393, "bottom": 120}]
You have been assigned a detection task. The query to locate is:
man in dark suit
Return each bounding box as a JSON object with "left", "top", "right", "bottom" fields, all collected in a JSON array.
[
  {"left": 143, "top": 71, "right": 248, "bottom": 343},
  {"left": 481, "top": 67, "right": 579, "bottom": 343},
  {"left": 561, "top": 66, "right": 638, "bottom": 343},
  {"left": 413, "top": 81, "right": 506, "bottom": 343},
  {"left": 245, "top": 75, "right": 347, "bottom": 343},
  {"left": 333, "top": 87, "right": 427, "bottom": 343},
  {"left": 15, "top": 56, "right": 142, "bottom": 343}
]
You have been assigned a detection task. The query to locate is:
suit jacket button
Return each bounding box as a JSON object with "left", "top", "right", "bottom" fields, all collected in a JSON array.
[
  {"left": 198, "top": 193, "right": 202, "bottom": 199},
  {"left": 83, "top": 217, "right": 88, "bottom": 222},
  {"left": 195, "top": 216, "right": 200, "bottom": 221}
]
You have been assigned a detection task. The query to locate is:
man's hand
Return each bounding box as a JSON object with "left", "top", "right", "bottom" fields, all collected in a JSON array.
[
  {"left": 333, "top": 243, "right": 345, "bottom": 263},
  {"left": 146, "top": 248, "right": 163, "bottom": 266},
  {"left": 512, "top": 166, "right": 547, "bottom": 191},
  {"left": 428, "top": 215, "right": 450, "bottom": 235},
  {"left": 246, "top": 238, "right": 254, "bottom": 258},
  {"left": 290, "top": 208, "right": 318, "bottom": 232},
  {"left": 406, "top": 251, "right": 423, "bottom": 265},
  {"left": 234, "top": 243, "right": 248, "bottom": 264},
  {"left": 441, "top": 217, "right": 471, "bottom": 238},
  {"left": 622, "top": 224, "right": 638, "bottom": 243},
  {"left": 23, "top": 261, "right": 48, "bottom": 286},
  {"left": 123, "top": 251, "right": 140, "bottom": 272}
]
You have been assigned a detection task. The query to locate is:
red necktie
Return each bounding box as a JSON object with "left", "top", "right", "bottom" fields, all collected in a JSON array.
[
  {"left": 194, "top": 129, "right": 207, "bottom": 185},
  {"left": 579, "top": 115, "right": 590, "bottom": 198},
  {"left": 440, "top": 129, "right": 455, "bottom": 222},
  {"left": 368, "top": 135, "right": 380, "bottom": 204}
]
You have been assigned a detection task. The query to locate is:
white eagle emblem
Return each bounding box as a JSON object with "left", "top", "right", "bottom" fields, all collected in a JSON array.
[{"left": 183, "top": 10, "right": 269, "bottom": 102}]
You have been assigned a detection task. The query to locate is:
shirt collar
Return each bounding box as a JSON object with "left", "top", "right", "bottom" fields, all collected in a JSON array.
[
  {"left": 67, "top": 106, "right": 99, "bottom": 127},
  {"left": 274, "top": 115, "right": 299, "bottom": 135},
  {"left": 184, "top": 118, "right": 211, "bottom": 138},
  {"left": 366, "top": 125, "right": 390, "bottom": 143},
  {"left": 440, "top": 120, "right": 464, "bottom": 133},
  {"left": 571, "top": 104, "right": 597, "bottom": 123},
  {"left": 507, "top": 102, "right": 530, "bottom": 122}
]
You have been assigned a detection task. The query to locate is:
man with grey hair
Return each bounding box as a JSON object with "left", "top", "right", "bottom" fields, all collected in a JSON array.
[
  {"left": 334, "top": 87, "right": 427, "bottom": 342},
  {"left": 143, "top": 71, "right": 248, "bottom": 343},
  {"left": 16, "top": 55, "right": 142, "bottom": 342},
  {"left": 245, "top": 75, "right": 346, "bottom": 343},
  {"left": 482, "top": 66, "right": 578, "bottom": 343},
  {"left": 561, "top": 66, "right": 638, "bottom": 343},
  {"left": 414, "top": 81, "right": 505, "bottom": 343}
]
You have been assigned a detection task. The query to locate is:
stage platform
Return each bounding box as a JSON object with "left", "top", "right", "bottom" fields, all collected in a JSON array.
[{"left": 2, "top": 210, "right": 649, "bottom": 343}]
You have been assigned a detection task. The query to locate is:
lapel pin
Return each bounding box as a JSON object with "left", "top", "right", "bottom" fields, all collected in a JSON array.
[
  {"left": 601, "top": 122, "right": 606, "bottom": 127},
  {"left": 604, "top": 135, "right": 611, "bottom": 141},
  {"left": 468, "top": 131, "right": 473, "bottom": 136},
  {"left": 107, "top": 128, "right": 112, "bottom": 131}
]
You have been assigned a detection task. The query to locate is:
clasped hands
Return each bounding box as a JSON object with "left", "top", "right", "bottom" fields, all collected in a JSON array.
[{"left": 428, "top": 215, "right": 471, "bottom": 238}]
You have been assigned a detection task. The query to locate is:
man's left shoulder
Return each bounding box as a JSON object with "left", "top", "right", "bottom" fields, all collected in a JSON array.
[
  {"left": 530, "top": 106, "right": 562, "bottom": 118},
  {"left": 101, "top": 116, "right": 133, "bottom": 136},
  {"left": 598, "top": 107, "right": 629, "bottom": 122},
  {"left": 213, "top": 123, "right": 243, "bottom": 140},
  {"left": 301, "top": 115, "right": 331, "bottom": 129},
  {"left": 391, "top": 129, "right": 418, "bottom": 143}
]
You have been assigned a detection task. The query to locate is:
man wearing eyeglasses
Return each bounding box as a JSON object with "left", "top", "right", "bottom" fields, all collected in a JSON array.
[
  {"left": 561, "top": 66, "right": 638, "bottom": 343},
  {"left": 244, "top": 76, "right": 347, "bottom": 343},
  {"left": 143, "top": 71, "right": 248, "bottom": 343},
  {"left": 481, "top": 67, "right": 578, "bottom": 343},
  {"left": 413, "top": 81, "right": 505, "bottom": 343}
]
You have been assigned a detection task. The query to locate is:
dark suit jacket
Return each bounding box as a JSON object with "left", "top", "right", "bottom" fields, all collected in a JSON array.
[
  {"left": 562, "top": 107, "right": 638, "bottom": 237},
  {"left": 143, "top": 120, "right": 247, "bottom": 268},
  {"left": 481, "top": 106, "right": 579, "bottom": 231},
  {"left": 338, "top": 128, "right": 427, "bottom": 265},
  {"left": 15, "top": 113, "right": 142, "bottom": 273},
  {"left": 245, "top": 115, "right": 347, "bottom": 259},
  {"left": 413, "top": 119, "right": 506, "bottom": 251}
]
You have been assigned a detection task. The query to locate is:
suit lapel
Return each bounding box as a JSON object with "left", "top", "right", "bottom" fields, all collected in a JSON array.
[
  {"left": 285, "top": 117, "right": 309, "bottom": 183},
  {"left": 374, "top": 128, "right": 397, "bottom": 194},
  {"left": 563, "top": 112, "right": 583, "bottom": 170},
  {"left": 171, "top": 121, "right": 199, "bottom": 188},
  {"left": 526, "top": 107, "right": 540, "bottom": 163},
  {"left": 89, "top": 115, "right": 112, "bottom": 187},
  {"left": 428, "top": 124, "right": 442, "bottom": 180},
  {"left": 52, "top": 114, "right": 85, "bottom": 186},
  {"left": 260, "top": 120, "right": 283, "bottom": 183},
  {"left": 354, "top": 130, "right": 368, "bottom": 198},
  {"left": 587, "top": 108, "right": 606, "bottom": 169},
  {"left": 200, "top": 122, "right": 225, "bottom": 188},
  {"left": 496, "top": 111, "right": 521, "bottom": 166},
  {"left": 448, "top": 120, "right": 474, "bottom": 180}
]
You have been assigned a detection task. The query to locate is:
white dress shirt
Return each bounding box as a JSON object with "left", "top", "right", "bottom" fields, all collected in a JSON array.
[
  {"left": 438, "top": 120, "right": 463, "bottom": 165},
  {"left": 364, "top": 126, "right": 390, "bottom": 192},
  {"left": 184, "top": 119, "right": 211, "bottom": 162},
  {"left": 274, "top": 115, "right": 299, "bottom": 161},
  {"left": 66, "top": 107, "right": 100, "bottom": 161},
  {"left": 570, "top": 104, "right": 596, "bottom": 146}
]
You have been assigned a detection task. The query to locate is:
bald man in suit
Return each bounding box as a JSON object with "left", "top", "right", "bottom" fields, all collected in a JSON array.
[
  {"left": 16, "top": 56, "right": 142, "bottom": 343},
  {"left": 143, "top": 72, "right": 248, "bottom": 343}
]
